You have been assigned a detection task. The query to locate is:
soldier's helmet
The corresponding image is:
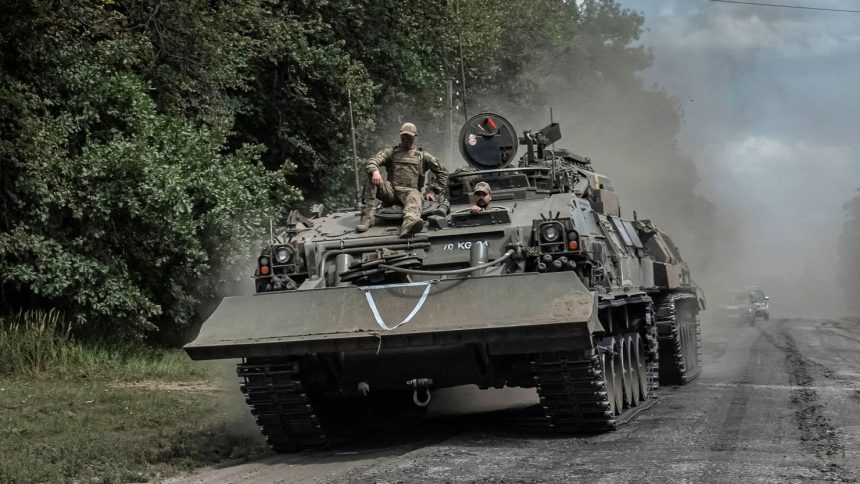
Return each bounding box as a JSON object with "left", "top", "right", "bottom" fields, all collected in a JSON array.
[
  {"left": 473, "top": 181, "right": 492, "bottom": 195},
  {"left": 399, "top": 122, "right": 418, "bottom": 137}
]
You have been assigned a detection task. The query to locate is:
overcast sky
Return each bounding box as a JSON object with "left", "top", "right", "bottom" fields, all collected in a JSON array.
[{"left": 618, "top": 0, "right": 859, "bottom": 314}]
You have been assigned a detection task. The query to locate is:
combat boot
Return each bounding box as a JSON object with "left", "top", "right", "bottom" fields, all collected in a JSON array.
[
  {"left": 399, "top": 217, "right": 425, "bottom": 238},
  {"left": 356, "top": 208, "right": 375, "bottom": 233}
]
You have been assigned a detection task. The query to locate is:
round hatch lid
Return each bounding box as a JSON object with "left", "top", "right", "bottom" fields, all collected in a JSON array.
[{"left": 458, "top": 113, "right": 518, "bottom": 169}]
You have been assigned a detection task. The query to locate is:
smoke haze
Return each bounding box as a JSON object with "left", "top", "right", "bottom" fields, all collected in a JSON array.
[
  {"left": 443, "top": 1, "right": 860, "bottom": 320},
  {"left": 632, "top": 0, "right": 860, "bottom": 318}
]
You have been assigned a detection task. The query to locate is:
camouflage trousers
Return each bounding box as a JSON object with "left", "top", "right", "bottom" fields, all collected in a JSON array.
[{"left": 363, "top": 178, "right": 423, "bottom": 221}]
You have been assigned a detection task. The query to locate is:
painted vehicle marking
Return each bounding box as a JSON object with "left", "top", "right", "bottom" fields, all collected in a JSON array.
[{"left": 441, "top": 240, "right": 489, "bottom": 251}]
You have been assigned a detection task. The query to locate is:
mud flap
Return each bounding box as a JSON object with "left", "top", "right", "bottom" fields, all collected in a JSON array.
[{"left": 185, "top": 271, "right": 597, "bottom": 360}]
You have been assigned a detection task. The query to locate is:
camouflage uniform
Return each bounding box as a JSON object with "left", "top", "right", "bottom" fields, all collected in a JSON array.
[{"left": 358, "top": 126, "right": 448, "bottom": 235}]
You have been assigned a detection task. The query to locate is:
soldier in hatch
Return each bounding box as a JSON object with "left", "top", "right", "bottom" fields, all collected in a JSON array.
[
  {"left": 470, "top": 181, "right": 493, "bottom": 214},
  {"left": 357, "top": 122, "right": 448, "bottom": 237}
]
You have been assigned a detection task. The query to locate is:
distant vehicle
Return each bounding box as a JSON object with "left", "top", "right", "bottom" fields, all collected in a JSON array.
[
  {"left": 744, "top": 286, "right": 770, "bottom": 321},
  {"left": 717, "top": 291, "right": 756, "bottom": 325}
]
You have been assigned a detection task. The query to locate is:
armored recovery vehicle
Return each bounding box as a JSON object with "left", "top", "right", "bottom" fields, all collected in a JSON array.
[{"left": 185, "top": 113, "right": 704, "bottom": 451}]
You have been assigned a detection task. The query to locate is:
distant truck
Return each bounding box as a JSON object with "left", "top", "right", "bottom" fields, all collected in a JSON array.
[
  {"left": 717, "top": 287, "right": 770, "bottom": 325},
  {"left": 718, "top": 291, "right": 756, "bottom": 325},
  {"left": 744, "top": 286, "right": 770, "bottom": 321}
]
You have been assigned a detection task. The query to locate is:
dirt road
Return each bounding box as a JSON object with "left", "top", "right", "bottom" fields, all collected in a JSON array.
[{"left": 165, "top": 318, "right": 860, "bottom": 483}]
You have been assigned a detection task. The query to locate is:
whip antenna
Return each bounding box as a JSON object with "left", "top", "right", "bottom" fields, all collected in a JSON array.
[
  {"left": 458, "top": 35, "right": 468, "bottom": 121},
  {"left": 348, "top": 89, "right": 360, "bottom": 209}
]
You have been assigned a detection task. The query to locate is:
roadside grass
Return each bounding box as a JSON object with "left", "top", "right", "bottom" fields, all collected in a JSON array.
[
  {"left": 0, "top": 309, "right": 208, "bottom": 381},
  {"left": 0, "top": 311, "right": 267, "bottom": 483}
]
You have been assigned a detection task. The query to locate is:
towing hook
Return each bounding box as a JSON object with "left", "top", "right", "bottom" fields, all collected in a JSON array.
[{"left": 406, "top": 378, "right": 433, "bottom": 407}]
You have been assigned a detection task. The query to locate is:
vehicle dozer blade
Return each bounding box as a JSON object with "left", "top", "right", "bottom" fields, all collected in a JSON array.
[{"left": 185, "top": 272, "right": 600, "bottom": 360}]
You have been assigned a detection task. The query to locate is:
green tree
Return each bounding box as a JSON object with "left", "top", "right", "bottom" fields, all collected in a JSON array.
[
  {"left": 229, "top": 1, "right": 453, "bottom": 206},
  {"left": 0, "top": 1, "right": 296, "bottom": 340}
]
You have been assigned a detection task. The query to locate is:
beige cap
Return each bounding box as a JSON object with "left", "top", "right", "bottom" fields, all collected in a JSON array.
[
  {"left": 473, "top": 181, "right": 491, "bottom": 195},
  {"left": 399, "top": 122, "right": 418, "bottom": 136}
]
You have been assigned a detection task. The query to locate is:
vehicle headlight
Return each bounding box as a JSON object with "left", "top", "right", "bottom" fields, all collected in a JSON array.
[
  {"left": 541, "top": 224, "right": 561, "bottom": 242},
  {"left": 274, "top": 245, "right": 293, "bottom": 264}
]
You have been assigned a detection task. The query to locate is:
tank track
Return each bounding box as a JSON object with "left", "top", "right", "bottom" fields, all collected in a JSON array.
[
  {"left": 532, "top": 351, "right": 615, "bottom": 431},
  {"left": 237, "top": 359, "right": 329, "bottom": 452},
  {"left": 531, "top": 348, "right": 657, "bottom": 432},
  {"left": 655, "top": 293, "right": 702, "bottom": 385}
]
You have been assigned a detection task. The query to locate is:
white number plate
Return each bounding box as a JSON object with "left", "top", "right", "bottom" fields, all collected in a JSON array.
[{"left": 441, "top": 240, "right": 490, "bottom": 251}]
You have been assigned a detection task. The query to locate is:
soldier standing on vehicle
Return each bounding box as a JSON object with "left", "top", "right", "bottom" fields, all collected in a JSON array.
[{"left": 356, "top": 122, "right": 448, "bottom": 237}]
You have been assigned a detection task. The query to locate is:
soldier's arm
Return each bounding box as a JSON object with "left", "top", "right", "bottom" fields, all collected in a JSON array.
[
  {"left": 423, "top": 152, "right": 449, "bottom": 194},
  {"left": 366, "top": 147, "right": 393, "bottom": 175}
]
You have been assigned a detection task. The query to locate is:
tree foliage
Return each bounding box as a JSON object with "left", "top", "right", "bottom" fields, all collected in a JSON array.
[
  {"left": 0, "top": 0, "right": 297, "bottom": 340},
  {"left": 0, "top": 0, "right": 713, "bottom": 340}
]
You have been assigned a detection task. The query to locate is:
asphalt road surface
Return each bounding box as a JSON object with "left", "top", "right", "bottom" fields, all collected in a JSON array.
[{"left": 165, "top": 318, "right": 860, "bottom": 483}]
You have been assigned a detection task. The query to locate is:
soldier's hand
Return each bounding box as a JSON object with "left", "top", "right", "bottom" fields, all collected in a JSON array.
[
  {"left": 470, "top": 204, "right": 482, "bottom": 214},
  {"left": 424, "top": 191, "right": 437, "bottom": 202},
  {"left": 371, "top": 171, "right": 383, "bottom": 186}
]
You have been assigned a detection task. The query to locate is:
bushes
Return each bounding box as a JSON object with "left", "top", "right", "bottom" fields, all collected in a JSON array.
[
  {"left": 0, "top": 2, "right": 298, "bottom": 340},
  {"left": 0, "top": 90, "right": 297, "bottom": 339}
]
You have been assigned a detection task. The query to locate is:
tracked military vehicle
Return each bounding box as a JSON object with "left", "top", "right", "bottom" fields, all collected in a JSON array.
[{"left": 185, "top": 113, "right": 704, "bottom": 451}]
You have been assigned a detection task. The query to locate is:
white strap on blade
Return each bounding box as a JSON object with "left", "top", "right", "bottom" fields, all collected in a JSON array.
[{"left": 360, "top": 281, "right": 433, "bottom": 331}]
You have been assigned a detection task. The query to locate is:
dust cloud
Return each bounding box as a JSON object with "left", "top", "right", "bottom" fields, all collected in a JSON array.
[
  {"left": 459, "top": 60, "right": 725, "bottom": 313},
  {"left": 632, "top": 0, "right": 860, "bottom": 321},
  {"left": 416, "top": 2, "right": 860, "bottom": 322}
]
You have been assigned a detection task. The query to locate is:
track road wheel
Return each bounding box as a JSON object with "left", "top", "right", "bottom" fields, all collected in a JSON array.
[
  {"left": 679, "top": 307, "right": 703, "bottom": 382},
  {"left": 611, "top": 340, "right": 625, "bottom": 411},
  {"left": 615, "top": 335, "right": 633, "bottom": 409},
  {"left": 626, "top": 334, "right": 641, "bottom": 406},
  {"left": 682, "top": 321, "right": 692, "bottom": 370},
  {"left": 634, "top": 333, "right": 651, "bottom": 401},
  {"left": 600, "top": 337, "right": 622, "bottom": 415}
]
